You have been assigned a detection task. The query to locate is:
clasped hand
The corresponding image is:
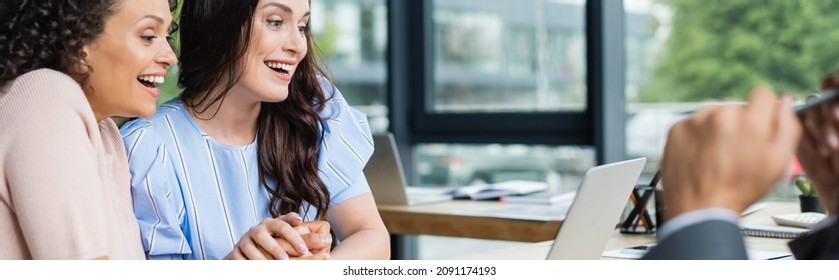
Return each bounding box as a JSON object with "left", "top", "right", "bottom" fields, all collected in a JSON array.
[{"left": 224, "top": 212, "right": 332, "bottom": 260}]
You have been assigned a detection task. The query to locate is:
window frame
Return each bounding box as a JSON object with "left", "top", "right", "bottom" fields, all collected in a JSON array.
[
  {"left": 388, "top": 0, "right": 625, "bottom": 164},
  {"left": 386, "top": 0, "right": 628, "bottom": 260}
]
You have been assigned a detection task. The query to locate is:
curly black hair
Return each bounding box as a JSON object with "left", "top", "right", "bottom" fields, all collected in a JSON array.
[
  {"left": 0, "top": 0, "right": 116, "bottom": 88},
  {"left": 0, "top": 0, "right": 180, "bottom": 89}
]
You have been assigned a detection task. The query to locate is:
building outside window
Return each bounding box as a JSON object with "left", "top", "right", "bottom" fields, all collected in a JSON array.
[{"left": 624, "top": 0, "right": 839, "bottom": 200}]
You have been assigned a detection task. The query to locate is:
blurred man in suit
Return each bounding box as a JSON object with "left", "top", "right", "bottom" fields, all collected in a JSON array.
[{"left": 643, "top": 73, "right": 839, "bottom": 259}]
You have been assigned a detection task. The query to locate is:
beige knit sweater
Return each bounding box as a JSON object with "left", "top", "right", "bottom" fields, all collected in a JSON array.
[{"left": 0, "top": 69, "right": 144, "bottom": 259}]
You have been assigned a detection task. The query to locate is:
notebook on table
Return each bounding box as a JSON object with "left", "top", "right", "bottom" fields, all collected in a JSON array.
[
  {"left": 740, "top": 217, "right": 809, "bottom": 239},
  {"left": 451, "top": 180, "right": 548, "bottom": 200}
]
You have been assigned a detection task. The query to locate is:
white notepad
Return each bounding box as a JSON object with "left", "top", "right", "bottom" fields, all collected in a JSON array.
[{"left": 741, "top": 217, "right": 808, "bottom": 239}]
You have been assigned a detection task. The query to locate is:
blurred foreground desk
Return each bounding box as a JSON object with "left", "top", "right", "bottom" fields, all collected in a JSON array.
[
  {"left": 379, "top": 200, "right": 567, "bottom": 259},
  {"left": 378, "top": 200, "right": 563, "bottom": 242},
  {"left": 449, "top": 201, "right": 797, "bottom": 260}
]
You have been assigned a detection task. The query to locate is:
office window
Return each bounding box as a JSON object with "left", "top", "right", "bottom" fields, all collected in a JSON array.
[
  {"left": 415, "top": 0, "right": 592, "bottom": 188},
  {"left": 313, "top": 0, "right": 389, "bottom": 133},
  {"left": 414, "top": 143, "right": 594, "bottom": 190},
  {"left": 432, "top": 0, "right": 586, "bottom": 113},
  {"left": 624, "top": 0, "right": 839, "bottom": 200}
]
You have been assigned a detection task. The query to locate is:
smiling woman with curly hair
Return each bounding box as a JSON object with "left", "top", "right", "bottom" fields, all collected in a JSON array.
[{"left": 0, "top": 0, "right": 177, "bottom": 259}]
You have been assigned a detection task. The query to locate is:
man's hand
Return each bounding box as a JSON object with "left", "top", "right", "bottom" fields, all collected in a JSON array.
[
  {"left": 660, "top": 87, "right": 801, "bottom": 221},
  {"left": 797, "top": 69, "right": 839, "bottom": 215}
]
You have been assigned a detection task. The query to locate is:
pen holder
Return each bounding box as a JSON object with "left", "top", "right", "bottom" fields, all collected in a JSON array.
[
  {"left": 654, "top": 187, "right": 664, "bottom": 228},
  {"left": 799, "top": 195, "right": 825, "bottom": 214},
  {"left": 620, "top": 185, "right": 656, "bottom": 234}
]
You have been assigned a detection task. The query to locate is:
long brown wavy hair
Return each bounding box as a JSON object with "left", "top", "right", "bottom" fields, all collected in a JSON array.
[{"left": 178, "top": 0, "right": 332, "bottom": 220}]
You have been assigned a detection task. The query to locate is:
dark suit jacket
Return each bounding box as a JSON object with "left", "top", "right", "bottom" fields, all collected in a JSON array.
[
  {"left": 642, "top": 220, "right": 748, "bottom": 260},
  {"left": 642, "top": 217, "right": 839, "bottom": 260},
  {"left": 789, "top": 217, "right": 839, "bottom": 259}
]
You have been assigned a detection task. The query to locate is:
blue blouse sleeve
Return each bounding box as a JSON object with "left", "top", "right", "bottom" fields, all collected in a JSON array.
[
  {"left": 121, "top": 119, "right": 191, "bottom": 260},
  {"left": 316, "top": 78, "right": 375, "bottom": 206}
]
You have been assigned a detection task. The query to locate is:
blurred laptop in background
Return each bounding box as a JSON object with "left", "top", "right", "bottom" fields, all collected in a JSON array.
[{"left": 364, "top": 133, "right": 454, "bottom": 206}]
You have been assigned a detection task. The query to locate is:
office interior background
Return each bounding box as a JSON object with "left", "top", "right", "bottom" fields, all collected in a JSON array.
[{"left": 155, "top": 0, "right": 839, "bottom": 259}]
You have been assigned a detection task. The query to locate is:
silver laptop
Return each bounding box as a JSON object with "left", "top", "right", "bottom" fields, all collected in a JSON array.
[
  {"left": 364, "top": 133, "right": 454, "bottom": 206},
  {"left": 545, "top": 157, "right": 647, "bottom": 260}
]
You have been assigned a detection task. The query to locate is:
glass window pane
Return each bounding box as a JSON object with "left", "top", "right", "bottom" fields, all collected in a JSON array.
[
  {"left": 313, "top": 0, "right": 389, "bottom": 133},
  {"left": 624, "top": 0, "right": 839, "bottom": 201},
  {"left": 432, "top": 0, "right": 587, "bottom": 113},
  {"left": 414, "top": 143, "right": 595, "bottom": 193}
]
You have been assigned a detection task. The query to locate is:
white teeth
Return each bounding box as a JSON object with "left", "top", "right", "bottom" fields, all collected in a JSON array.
[
  {"left": 138, "top": 75, "right": 165, "bottom": 84},
  {"left": 266, "top": 62, "right": 294, "bottom": 71}
]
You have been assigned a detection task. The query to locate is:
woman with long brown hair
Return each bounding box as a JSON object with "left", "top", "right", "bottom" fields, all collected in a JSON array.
[{"left": 121, "top": 0, "right": 389, "bottom": 260}]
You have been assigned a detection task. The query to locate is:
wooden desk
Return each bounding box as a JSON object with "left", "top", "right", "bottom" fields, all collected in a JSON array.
[
  {"left": 449, "top": 201, "right": 798, "bottom": 260},
  {"left": 379, "top": 200, "right": 799, "bottom": 243},
  {"left": 378, "top": 200, "right": 563, "bottom": 242}
]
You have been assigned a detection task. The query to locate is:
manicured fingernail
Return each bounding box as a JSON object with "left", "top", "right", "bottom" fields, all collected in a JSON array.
[
  {"left": 297, "top": 243, "right": 309, "bottom": 254},
  {"left": 286, "top": 214, "right": 302, "bottom": 222},
  {"left": 277, "top": 252, "right": 288, "bottom": 260},
  {"left": 322, "top": 236, "right": 331, "bottom": 245}
]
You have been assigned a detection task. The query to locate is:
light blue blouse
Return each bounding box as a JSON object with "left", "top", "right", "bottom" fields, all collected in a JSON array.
[{"left": 120, "top": 80, "right": 374, "bottom": 260}]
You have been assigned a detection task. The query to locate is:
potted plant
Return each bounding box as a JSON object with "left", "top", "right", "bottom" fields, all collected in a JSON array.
[{"left": 795, "top": 176, "right": 825, "bottom": 213}]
